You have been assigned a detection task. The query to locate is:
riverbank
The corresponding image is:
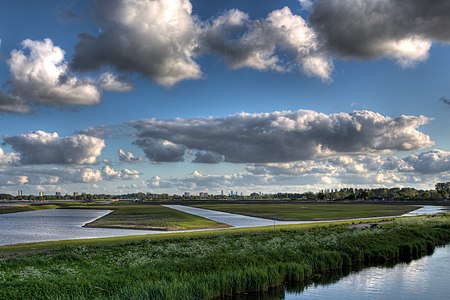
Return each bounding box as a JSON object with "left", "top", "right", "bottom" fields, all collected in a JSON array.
[{"left": 0, "top": 214, "right": 449, "bottom": 299}]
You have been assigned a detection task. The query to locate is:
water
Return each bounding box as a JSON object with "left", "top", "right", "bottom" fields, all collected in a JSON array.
[
  {"left": 235, "top": 245, "right": 450, "bottom": 300},
  {"left": 0, "top": 209, "right": 162, "bottom": 246},
  {"left": 288, "top": 245, "right": 450, "bottom": 299}
]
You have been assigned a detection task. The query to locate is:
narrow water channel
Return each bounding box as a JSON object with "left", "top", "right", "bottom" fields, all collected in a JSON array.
[{"left": 233, "top": 244, "right": 450, "bottom": 300}]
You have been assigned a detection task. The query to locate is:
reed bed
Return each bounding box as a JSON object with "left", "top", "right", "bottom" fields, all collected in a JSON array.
[{"left": 0, "top": 214, "right": 449, "bottom": 299}]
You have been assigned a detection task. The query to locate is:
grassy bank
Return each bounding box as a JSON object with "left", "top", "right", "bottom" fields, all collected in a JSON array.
[
  {"left": 193, "top": 203, "right": 417, "bottom": 220},
  {"left": 0, "top": 204, "right": 59, "bottom": 215},
  {"left": 0, "top": 214, "right": 449, "bottom": 299},
  {"left": 83, "top": 204, "right": 228, "bottom": 230},
  {"left": 0, "top": 203, "right": 227, "bottom": 230}
]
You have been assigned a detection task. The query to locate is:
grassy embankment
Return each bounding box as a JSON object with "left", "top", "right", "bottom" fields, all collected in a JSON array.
[
  {"left": 193, "top": 203, "right": 418, "bottom": 220},
  {"left": 0, "top": 202, "right": 227, "bottom": 231},
  {"left": 81, "top": 204, "right": 228, "bottom": 230},
  {"left": 0, "top": 214, "right": 449, "bottom": 299},
  {"left": 0, "top": 204, "right": 59, "bottom": 215}
]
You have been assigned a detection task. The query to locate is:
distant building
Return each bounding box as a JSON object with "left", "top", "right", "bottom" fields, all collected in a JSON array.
[
  {"left": 55, "top": 192, "right": 62, "bottom": 196},
  {"left": 38, "top": 192, "right": 44, "bottom": 197},
  {"left": 73, "top": 192, "right": 79, "bottom": 197},
  {"left": 18, "top": 190, "right": 23, "bottom": 197},
  {"left": 183, "top": 192, "right": 191, "bottom": 197},
  {"left": 199, "top": 192, "right": 209, "bottom": 198},
  {"left": 221, "top": 190, "right": 224, "bottom": 197}
]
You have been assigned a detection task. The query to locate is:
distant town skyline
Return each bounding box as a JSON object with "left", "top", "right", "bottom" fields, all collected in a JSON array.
[{"left": 1, "top": 0, "right": 450, "bottom": 195}]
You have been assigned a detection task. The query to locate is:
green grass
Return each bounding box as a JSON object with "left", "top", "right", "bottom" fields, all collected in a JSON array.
[
  {"left": 0, "top": 214, "right": 449, "bottom": 299},
  {"left": 0, "top": 202, "right": 227, "bottom": 230},
  {"left": 83, "top": 205, "right": 228, "bottom": 230},
  {"left": 193, "top": 203, "right": 417, "bottom": 220},
  {"left": 0, "top": 204, "right": 59, "bottom": 215}
]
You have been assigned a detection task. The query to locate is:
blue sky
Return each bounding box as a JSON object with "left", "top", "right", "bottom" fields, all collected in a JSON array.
[{"left": 1, "top": 0, "right": 450, "bottom": 196}]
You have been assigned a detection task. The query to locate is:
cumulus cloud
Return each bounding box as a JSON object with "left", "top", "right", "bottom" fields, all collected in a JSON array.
[
  {"left": 193, "top": 151, "right": 224, "bottom": 164},
  {"left": 148, "top": 149, "right": 450, "bottom": 193},
  {"left": 98, "top": 73, "right": 133, "bottom": 92},
  {"left": 0, "top": 148, "right": 19, "bottom": 165},
  {"left": 102, "top": 165, "right": 139, "bottom": 180},
  {"left": 71, "top": 0, "right": 202, "bottom": 86},
  {"left": 201, "top": 7, "right": 332, "bottom": 80},
  {"left": 118, "top": 148, "right": 144, "bottom": 163},
  {"left": 134, "top": 138, "right": 187, "bottom": 162},
  {"left": 0, "top": 93, "right": 30, "bottom": 114},
  {"left": 309, "top": 0, "right": 450, "bottom": 66},
  {"left": 8, "top": 38, "right": 100, "bottom": 105},
  {"left": 3, "top": 130, "right": 105, "bottom": 165},
  {"left": 404, "top": 149, "right": 450, "bottom": 174},
  {"left": 246, "top": 150, "right": 450, "bottom": 186},
  {"left": 132, "top": 110, "right": 432, "bottom": 163},
  {"left": 0, "top": 166, "right": 102, "bottom": 186}
]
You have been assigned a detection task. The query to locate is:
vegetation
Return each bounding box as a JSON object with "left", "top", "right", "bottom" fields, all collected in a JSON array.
[
  {"left": 0, "top": 204, "right": 59, "bottom": 215},
  {"left": 0, "top": 203, "right": 226, "bottom": 230},
  {"left": 82, "top": 204, "right": 228, "bottom": 230},
  {"left": 0, "top": 214, "right": 449, "bottom": 299},
  {"left": 2, "top": 181, "right": 450, "bottom": 201},
  {"left": 192, "top": 203, "right": 417, "bottom": 220}
]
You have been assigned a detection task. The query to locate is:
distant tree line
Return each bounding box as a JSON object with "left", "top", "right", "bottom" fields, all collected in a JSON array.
[{"left": 1, "top": 183, "right": 449, "bottom": 202}]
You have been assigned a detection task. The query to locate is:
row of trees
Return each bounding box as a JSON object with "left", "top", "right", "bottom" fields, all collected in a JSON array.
[{"left": 1, "top": 183, "right": 449, "bottom": 201}]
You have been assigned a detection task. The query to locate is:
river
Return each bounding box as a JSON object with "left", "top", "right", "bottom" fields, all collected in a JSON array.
[{"left": 234, "top": 244, "right": 450, "bottom": 300}]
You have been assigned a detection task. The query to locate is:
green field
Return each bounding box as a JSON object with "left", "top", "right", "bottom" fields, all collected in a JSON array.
[
  {"left": 193, "top": 203, "right": 417, "bottom": 220},
  {"left": 0, "top": 203, "right": 227, "bottom": 230},
  {"left": 0, "top": 204, "right": 59, "bottom": 215},
  {"left": 0, "top": 214, "right": 449, "bottom": 299},
  {"left": 83, "top": 204, "right": 228, "bottom": 230}
]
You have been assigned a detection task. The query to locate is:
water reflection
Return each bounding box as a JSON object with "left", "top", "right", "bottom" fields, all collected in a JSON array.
[
  {"left": 0, "top": 209, "right": 163, "bottom": 246},
  {"left": 230, "top": 245, "right": 450, "bottom": 300}
]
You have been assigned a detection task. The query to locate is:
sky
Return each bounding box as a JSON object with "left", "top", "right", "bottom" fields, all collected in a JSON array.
[{"left": 1, "top": 0, "right": 450, "bottom": 196}]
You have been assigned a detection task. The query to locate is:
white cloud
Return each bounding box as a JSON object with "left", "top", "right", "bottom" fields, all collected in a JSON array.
[
  {"left": 3, "top": 130, "right": 105, "bottom": 165},
  {"left": 118, "top": 148, "right": 144, "bottom": 163},
  {"left": 71, "top": 0, "right": 202, "bottom": 86},
  {"left": 201, "top": 6, "right": 332, "bottom": 80},
  {"left": 0, "top": 148, "right": 20, "bottom": 165},
  {"left": 9, "top": 38, "right": 100, "bottom": 105},
  {"left": 98, "top": 73, "right": 133, "bottom": 92},
  {"left": 132, "top": 110, "right": 432, "bottom": 163},
  {"left": 102, "top": 165, "right": 139, "bottom": 180}
]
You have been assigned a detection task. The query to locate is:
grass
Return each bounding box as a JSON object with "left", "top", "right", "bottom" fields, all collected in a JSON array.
[
  {"left": 82, "top": 205, "right": 228, "bottom": 230},
  {"left": 0, "top": 214, "right": 449, "bottom": 299},
  {"left": 0, "top": 202, "right": 227, "bottom": 231},
  {"left": 0, "top": 204, "right": 59, "bottom": 215},
  {"left": 192, "top": 203, "right": 417, "bottom": 220}
]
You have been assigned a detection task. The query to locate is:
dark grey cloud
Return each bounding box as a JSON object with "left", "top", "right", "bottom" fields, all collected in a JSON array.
[
  {"left": 0, "top": 92, "right": 30, "bottom": 114},
  {"left": 309, "top": 0, "right": 450, "bottom": 65},
  {"left": 440, "top": 96, "right": 450, "bottom": 106},
  {"left": 71, "top": 0, "right": 202, "bottom": 86},
  {"left": 193, "top": 151, "right": 224, "bottom": 164},
  {"left": 132, "top": 110, "right": 432, "bottom": 163},
  {"left": 134, "top": 138, "right": 187, "bottom": 162},
  {"left": 3, "top": 130, "right": 105, "bottom": 165}
]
